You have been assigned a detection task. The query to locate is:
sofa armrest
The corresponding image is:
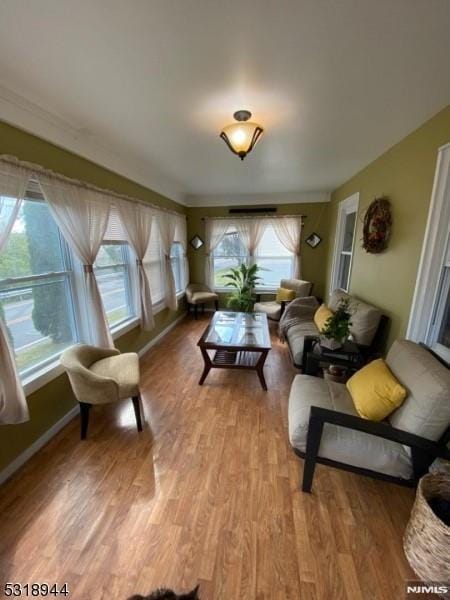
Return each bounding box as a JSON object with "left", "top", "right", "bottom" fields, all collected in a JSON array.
[
  {"left": 302, "top": 406, "right": 447, "bottom": 492},
  {"left": 308, "top": 406, "right": 443, "bottom": 454}
]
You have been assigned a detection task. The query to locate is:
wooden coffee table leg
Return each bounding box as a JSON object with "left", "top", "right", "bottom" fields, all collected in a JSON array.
[
  {"left": 256, "top": 350, "right": 269, "bottom": 391},
  {"left": 199, "top": 347, "right": 212, "bottom": 385}
]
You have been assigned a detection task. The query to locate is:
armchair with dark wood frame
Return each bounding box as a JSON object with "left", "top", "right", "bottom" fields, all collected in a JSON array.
[{"left": 300, "top": 406, "right": 450, "bottom": 493}]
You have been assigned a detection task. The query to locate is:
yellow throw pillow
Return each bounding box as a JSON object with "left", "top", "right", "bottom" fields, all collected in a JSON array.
[
  {"left": 346, "top": 358, "right": 407, "bottom": 421},
  {"left": 276, "top": 287, "right": 296, "bottom": 303},
  {"left": 314, "top": 304, "right": 334, "bottom": 332}
]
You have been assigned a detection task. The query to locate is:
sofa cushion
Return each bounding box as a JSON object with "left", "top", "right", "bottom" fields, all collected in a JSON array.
[
  {"left": 280, "top": 279, "right": 312, "bottom": 298},
  {"left": 253, "top": 301, "right": 282, "bottom": 321},
  {"left": 387, "top": 340, "right": 450, "bottom": 441},
  {"left": 313, "top": 304, "right": 334, "bottom": 332},
  {"left": 329, "top": 289, "right": 382, "bottom": 346},
  {"left": 276, "top": 287, "right": 296, "bottom": 303},
  {"left": 286, "top": 321, "right": 319, "bottom": 366},
  {"left": 288, "top": 374, "right": 413, "bottom": 479},
  {"left": 347, "top": 358, "right": 407, "bottom": 421}
]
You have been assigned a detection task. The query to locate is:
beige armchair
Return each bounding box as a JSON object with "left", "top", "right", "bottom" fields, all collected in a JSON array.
[
  {"left": 61, "top": 344, "right": 143, "bottom": 439},
  {"left": 254, "top": 278, "right": 313, "bottom": 322},
  {"left": 186, "top": 283, "right": 219, "bottom": 319}
]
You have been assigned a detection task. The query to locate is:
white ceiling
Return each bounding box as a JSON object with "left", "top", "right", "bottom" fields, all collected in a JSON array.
[{"left": 0, "top": 0, "right": 449, "bottom": 206}]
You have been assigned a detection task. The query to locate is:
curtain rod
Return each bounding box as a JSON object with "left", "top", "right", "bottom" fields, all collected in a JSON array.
[
  {"left": 0, "top": 155, "right": 185, "bottom": 219},
  {"left": 201, "top": 214, "right": 306, "bottom": 220}
]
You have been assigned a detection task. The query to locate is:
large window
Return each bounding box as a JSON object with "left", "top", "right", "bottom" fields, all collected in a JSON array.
[
  {"left": 94, "top": 242, "right": 134, "bottom": 328},
  {"left": 170, "top": 242, "right": 184, "bottom": 293},
  {"left": 213, "top": 229, "right": 247, "bottom": 288},
  {"left": 256, "top": 226, "right": 293, "bottom": 287},
  {"left": 0, "top": 196, "right": 78, "bottom": 376},
  {"left": 330, "top": 193, "right": 359, "bottom": 292},
  {"left": 212, "top": 224, "right": 296, "bottom": 289}
]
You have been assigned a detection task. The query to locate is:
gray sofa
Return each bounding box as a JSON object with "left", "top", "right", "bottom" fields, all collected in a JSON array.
[
  {"left": 280, "top": 289, "right": 384, "bottom": 368},
  {"left": 288, "top": 340, "right": 450, "bottom": 490}
]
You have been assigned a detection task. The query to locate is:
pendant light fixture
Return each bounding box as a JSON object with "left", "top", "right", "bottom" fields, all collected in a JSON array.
[{"left": 220, "top": 110, "right": 264, "bottom": 160}]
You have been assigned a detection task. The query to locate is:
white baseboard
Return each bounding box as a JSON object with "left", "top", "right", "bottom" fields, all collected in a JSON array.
[
  {"left": 0, "top": 311, "right": 187, "bottom": 486},
  {"left": 137, "top": 312, "right": 187, "bottom": 357},
  {"left": 0, "top": 405, "right": 79, "bottom": 486}
]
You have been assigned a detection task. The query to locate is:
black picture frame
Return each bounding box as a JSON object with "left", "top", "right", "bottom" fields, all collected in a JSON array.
[
  {"left": 190, "top": 234, "right": 204, "bottom": 250},
  {"left": 305, "top": 232, "right": 322, "bottom": 248}
]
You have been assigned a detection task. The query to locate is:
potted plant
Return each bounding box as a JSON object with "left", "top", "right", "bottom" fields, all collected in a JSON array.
[
  {"left": 320, "top": 298, "right": 353, "bottom": 350},
  {"left": 223, "top": 263, "right": 261, "bottom": 312}
]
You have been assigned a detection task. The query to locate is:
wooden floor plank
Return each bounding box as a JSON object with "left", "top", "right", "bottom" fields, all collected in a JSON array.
[{"left": 0, "top": 315, "right": 416, "bottom": 599}]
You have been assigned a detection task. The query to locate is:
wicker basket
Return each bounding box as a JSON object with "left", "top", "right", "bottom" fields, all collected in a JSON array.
[{"left": 404, "top": 474, "right": 450, "bottom": 598}]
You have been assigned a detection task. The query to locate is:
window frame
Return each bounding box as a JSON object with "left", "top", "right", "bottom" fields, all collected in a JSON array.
[
  {"left": 255, "top": 225, "right": 295, "bottom": 289},
  {"left": 212, "top": 228, "right": 248, "bottom": 291},
  {"left": 94, "top": 240, "right": 136, "bottom": 331},
  {"left": 407, "top": 143, "right": 450, "bottom": 363},
  {"left": 0, "top": 194, "right": 81, "bottom": 380},
  {"left": 330, "top": 192, "right": 359, "bottom": 293}
]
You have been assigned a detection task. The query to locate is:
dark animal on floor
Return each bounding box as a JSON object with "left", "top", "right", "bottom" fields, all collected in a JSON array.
[{"left": 127, "top": 585, "right": 200, "bottom": 600}]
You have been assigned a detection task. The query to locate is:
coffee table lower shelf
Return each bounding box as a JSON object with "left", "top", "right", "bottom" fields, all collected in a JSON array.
[{"left": 198, "top": 347, "right": 269, "bottom": 390}]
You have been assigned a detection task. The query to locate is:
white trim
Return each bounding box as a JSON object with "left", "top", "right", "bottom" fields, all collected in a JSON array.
[
  {"left": 0, "top": 84, "right": 185, "bottom": 205},
  {"left": 1, "top": 311, "right": 188, "bottom": 486},
  {"left": 137, "top": 312, "right": 187, "bottom": 357},
  {"left": 0, "top": 405, "right": 79, "bottom": 486},
  {"left": 407, "top": 144, "right": 450, "bottom": 341},
  {"left": 186, "top": 191, "right": 330, "bottom": 207},
  {"left": 329, "top": 192, "right": 359, "bottom": 294}
]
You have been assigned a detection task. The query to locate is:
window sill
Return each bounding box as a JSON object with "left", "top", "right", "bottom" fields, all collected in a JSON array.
[{"left": 111, "top": 316, "right": 140, "bottom": 339}]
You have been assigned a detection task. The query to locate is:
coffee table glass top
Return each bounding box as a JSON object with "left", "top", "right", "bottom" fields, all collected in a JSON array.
[{"left": 200, "top": 311, "right": 271, "bottom": 349}]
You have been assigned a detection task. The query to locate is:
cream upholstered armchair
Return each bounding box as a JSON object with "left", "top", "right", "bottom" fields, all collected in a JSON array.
[
  {"left": 254, "top": 278, "right": 313, "bottom": 322},
  {"left": 186, "top": 283, "right": 219, "bottom": 318},
  {"left": 61, "top": 344, "right": 143, "bottom": 439}
]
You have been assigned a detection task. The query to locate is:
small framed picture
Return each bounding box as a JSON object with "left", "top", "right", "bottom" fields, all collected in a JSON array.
[
  {"left": 305, "top": 232, "right": 322, "bottom": 248},
  {"left": 190, "top": 234, "right": 204, "bottom": 250}
]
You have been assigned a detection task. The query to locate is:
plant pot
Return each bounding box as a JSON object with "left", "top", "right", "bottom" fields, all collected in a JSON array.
[{"left": 320, "top": 336, "right": 343, "bottom": 351}]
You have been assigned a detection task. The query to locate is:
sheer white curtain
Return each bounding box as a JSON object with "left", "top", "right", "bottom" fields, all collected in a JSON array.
[
  {"left": 175, "top": 213, "right": 189, "bottom": 286},
  {"left": 0, "top": 162, "right": 31, "bottom": 423},
  {"left": 158, "top": 211, "right": 177, "bottom": 310},
  {"left": 204, "top": 219, "right": 232, "bottom": 288},
  {"left": 235, "top": 218, "right": 266, "bottom": 264},
  {"left": 39, "top": 175, "right": 114, "bottom": 348},
  {"left": 118, "top": 200, "right": 155, "bottom": 330},
  {"left": 270, "top": 216, "right": 303, "bottom": 278}
]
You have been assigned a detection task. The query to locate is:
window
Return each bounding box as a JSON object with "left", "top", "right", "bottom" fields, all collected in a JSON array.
[
  {"left": 0, "top": 196, "right": 78, "bottom": 376},
  {"left": 94, "top": 242, "right": 134, "bottom": 328},
  {"left": 170, "top": 242, "right": 184, "bottom": 293},
  {"left": 212, "top": 228, "right": 247, "bottom": 288},
  {"left": 408, "top": 145, "right": 450, "bottom": 363},
  {"left": 256, "top": 225, "right": 294, "bottom": 287},
  {"left": 330, "top": 193, "right": 359, "bottom": 292}
]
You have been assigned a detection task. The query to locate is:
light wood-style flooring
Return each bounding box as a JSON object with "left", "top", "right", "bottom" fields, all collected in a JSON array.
[{"left": 0, "top": 315, "right": 417, "bottom": 599}]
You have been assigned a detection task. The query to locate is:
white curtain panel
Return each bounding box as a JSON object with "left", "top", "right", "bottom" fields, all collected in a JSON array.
[
  {"left": 39, "top": 175, "right": 114, "bottom": 348},
  {"left": 157, "top": 211, "right": 178, "bottom": 310},
  {"left": 175, "top": 213, "right": 189, "bottom": 286},
  {"left": 0, "top": 161, "right": 32, "bottom": 424},
  {"left": 118, "top": 200, "right": 154, "bottom": 330},
  {"left": 236, "top": 218, "right": 266, "bottom": 264},
  {"left": 204, "top": 219, "right": 232, "bottom": 288},
  {"left": 270, "top": 216, "right": 303, "bottom": 278}
]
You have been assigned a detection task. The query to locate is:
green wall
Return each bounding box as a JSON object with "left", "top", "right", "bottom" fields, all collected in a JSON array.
[
  {"left": 325, "top": 105, "right": 450, "bottom": 350},
  {"left": 0, "top": 121, "right": 186, "bottom": 473},
  {"left": 187, "top": 202, "right": 331, "bottom": 301}
]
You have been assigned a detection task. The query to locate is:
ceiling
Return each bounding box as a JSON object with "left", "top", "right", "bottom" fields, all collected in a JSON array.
[{"left": 0, "top": 0, "right": 449, "bottom": 206}]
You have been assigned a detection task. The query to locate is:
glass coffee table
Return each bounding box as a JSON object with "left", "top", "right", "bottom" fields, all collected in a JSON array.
[{"left": 197, "top": 311, "right": 272, "bottom": 390}]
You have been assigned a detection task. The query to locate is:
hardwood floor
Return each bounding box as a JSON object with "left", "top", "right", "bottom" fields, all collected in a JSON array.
[{"left": 0, "top": 315, "right": 417, "bottom": 599}]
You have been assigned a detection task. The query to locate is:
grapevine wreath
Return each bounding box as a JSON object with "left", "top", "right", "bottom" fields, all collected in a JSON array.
[{"left": 362, "top": 197, "right": 392, "bottom": 253}]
